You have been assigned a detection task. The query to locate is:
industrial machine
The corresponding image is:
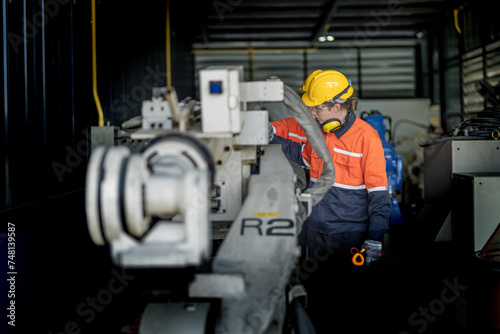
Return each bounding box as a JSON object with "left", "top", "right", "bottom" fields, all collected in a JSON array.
[
  {"left": 421, "top": 139, "right": 500, "bottom": 243},
  {"left": 361, "top": 111, "right": 404, "bottom": 226},
  {"left": 418, "top": 110, "right": 500, "bottom": 331},
  {"left": 85, "top": 66, "right": 333, "bottom": 333}
]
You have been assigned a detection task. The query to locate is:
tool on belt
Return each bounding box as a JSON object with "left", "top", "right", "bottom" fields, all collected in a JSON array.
[{"left": 350, "top": 240, "right": 383, "bottom": 266}]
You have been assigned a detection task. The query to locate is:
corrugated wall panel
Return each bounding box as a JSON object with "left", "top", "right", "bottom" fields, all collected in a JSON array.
[
  {"left": 360, "top": 48, "right": 415, "bottom": 98},
  {"left": 253, "top": 52, "right": 304, "bottom": 89},
  {"left": 306, "top": 49, "right": 359, "bottom": 90},
  {"left": 194, "top": 47, "right": 418, "bottom": 99},
  {"left": 486, "top": 40, "right": 500, "bottom": 88},
  {"left": 462, "top": 48, "right": 484, "bottom": 114}
]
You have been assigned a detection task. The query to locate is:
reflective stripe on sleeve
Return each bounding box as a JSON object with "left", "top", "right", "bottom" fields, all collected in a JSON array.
[
  {"left": 333, "top": 147, "right": 362, "bottom": 157},
  {"left": 288, "top": 132, "right": 308, "bottom": 141},
  {"left": 310, "top": 180, "right": 386, "bottom": 192},
  {"left": 367, "top": 186, "right": 388, "bottom": 193},
  {"left": 333, "top": 183, "right": 366, "bottom": 190}
]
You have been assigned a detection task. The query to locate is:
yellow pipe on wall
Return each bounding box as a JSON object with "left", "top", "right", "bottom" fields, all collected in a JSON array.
[
  {"left": 92, "top": 0, "right": 104, "bottom": 126},
  {"left": 454, "top": 8, "right": 462, "bottom": 34},
  {"left": 166, "top": 0, "right": 172, "bottom": 86}
]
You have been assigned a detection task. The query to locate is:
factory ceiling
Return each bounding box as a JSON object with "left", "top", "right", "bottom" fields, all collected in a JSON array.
[{"left": 194, "top": 0, "right": 464, "bottom": 48}]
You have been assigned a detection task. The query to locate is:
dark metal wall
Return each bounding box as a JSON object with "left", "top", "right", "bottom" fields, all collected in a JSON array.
[
  {"left": 1, "top": 0, "right": 93, "bottom": 211},
  {"left": 97, "top": 1, "right": 197, "bottom": 126},
  {"left": 1, "top": 0, "right": 197, "bottom": 213},
  {"left": 417, "top": 0, "right": 500, "bottom": 132},
  {"left": 1, "top": 2, "right": 198, "bottom": 333}
]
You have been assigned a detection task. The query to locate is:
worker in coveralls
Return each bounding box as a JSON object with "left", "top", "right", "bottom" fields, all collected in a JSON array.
[{"left": 269, "top": 70, "right": 392, "bottom": 333}]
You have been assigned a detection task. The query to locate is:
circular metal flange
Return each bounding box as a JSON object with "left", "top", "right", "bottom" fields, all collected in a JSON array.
[
  {"left": 100, "top": 146, "right": 131, "bottom": 242},
  {"left": 85, "top": 146, "right": 107, "bottom": 245},
  {"left": 124, "top": 154, "right": 150, "bottom": 238},
  {"left": 146, "top": 132, "right": 215, "bottom": 181}
]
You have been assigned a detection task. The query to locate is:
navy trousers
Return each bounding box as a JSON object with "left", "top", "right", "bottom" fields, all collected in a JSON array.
[{"left": 297, "top": 228, "right": 367, "bottom": 333}]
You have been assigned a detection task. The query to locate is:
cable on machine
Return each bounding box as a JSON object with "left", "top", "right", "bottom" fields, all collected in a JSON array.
[{"left": 419, "top": 107, "right": 500, "bottom": 147}]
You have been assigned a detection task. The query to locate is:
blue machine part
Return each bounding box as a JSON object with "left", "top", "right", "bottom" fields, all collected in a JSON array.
[
  {"left": 390, "top": 196, "right": 403, "bottom": 225},
  {"left": 364, "top": 114, "right": 404, "bottom": 226}
]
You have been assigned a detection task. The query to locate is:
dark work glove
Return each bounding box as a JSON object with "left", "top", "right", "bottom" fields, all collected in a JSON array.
[
  {"left": 361, "top": 240, "right": 382, "bottom": 265},
  {"left": 268, "top": 122, "right": 275, "bottom": 142}
]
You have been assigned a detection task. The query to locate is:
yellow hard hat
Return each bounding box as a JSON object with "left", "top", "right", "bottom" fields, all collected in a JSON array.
[
  {"left": 301, "top": 70, "right": 353, "bottom": 107},
  {"left": 299, "top": 69, "right": 323, "bottom": 92}
]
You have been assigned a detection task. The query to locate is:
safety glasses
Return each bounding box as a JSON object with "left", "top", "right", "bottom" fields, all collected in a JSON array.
[{"left": 308, "top": 104, "right": 327, "bottom": 112}]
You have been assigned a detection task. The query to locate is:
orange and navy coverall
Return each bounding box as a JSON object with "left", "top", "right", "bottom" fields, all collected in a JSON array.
[
  {"left": 271, "top": 113, "right": 391, "bottom": 241},
  {"left": 271, "top": 117, "right": 307, "bottom": 144}
]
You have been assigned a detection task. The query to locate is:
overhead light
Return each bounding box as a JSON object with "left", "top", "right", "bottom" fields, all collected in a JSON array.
[
  {"left": 318, "top": 35, "right": 335, "bottom": 43},
  {"left": 416, "top": 31, "right": 424, "bottom": 39}
]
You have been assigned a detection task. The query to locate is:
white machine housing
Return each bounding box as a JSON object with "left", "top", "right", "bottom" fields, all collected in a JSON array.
[
  {"left": 200, "top": 65, "right": 243, "bottom": 134},
  {"left": 85, "top": 66, "right": 306, "bottom": 334}
]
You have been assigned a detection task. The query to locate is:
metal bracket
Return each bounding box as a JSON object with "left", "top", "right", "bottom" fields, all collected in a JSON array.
[
  {"left": 296, "top": 190, "right": 312, "bottom": 217},
  {"left": 288, "top": 284, "right": 308, "bottom": 308}
]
